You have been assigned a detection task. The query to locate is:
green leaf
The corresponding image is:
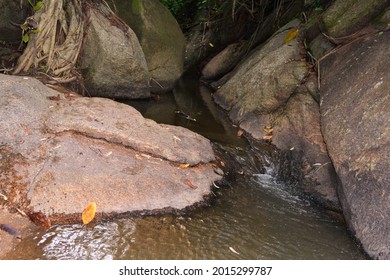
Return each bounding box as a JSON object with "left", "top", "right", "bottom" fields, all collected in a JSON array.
[
  {"left": 31, "top": 29, "right": 40, "bottom": 33},
  {"left": 27, "top": 0, "right": 33, "bottom": 7},
  {"left": 34, "top": 1, "right": 43, "bottom": 11},
  {"left": 22, "top": 34, "right": 30, "bottom": 43},
  {"left": 20, "top": 23, "right": 29, "bottom": 31}
]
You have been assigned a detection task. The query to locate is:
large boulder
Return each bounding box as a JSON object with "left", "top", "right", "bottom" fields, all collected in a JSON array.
[
  {"left": 0, "top": 74, "right": 221, "bottom": 225},
  {"left": 320, "top": 30, "right": 390, "bottom": 259},
  {"left": 112, "top": 0, "right": 185, "bottom": 93},
  {"left": 322, "top": 0, "right": 389, "bottom": 37},
  {"left": 214, "top": 19, "right": 307, "bottom": 118},
  {"left": 80, "top": 6, "right": 150, "bottom": 99},
  {"left": 214, "top": 19, "right": 340, "bottom": 209}
]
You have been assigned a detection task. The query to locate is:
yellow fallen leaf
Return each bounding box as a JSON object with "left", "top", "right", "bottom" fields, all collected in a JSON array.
[
  {"left": 82, "top": 202, "right": 96, "bottom": 225},
  {"left": 179, "top": 163, "right": 190, "bottom": 169},
  {"left": 263, "top": 135, "right": 273, "bottom": 141},
  {"left": 284, "top": 28, "right": 299, "bottom": 44}
]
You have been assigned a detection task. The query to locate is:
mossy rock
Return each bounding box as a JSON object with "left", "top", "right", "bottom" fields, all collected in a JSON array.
[
  {"left": 322, "top": 0, "right": 389, "bottom": 37},
  {"left": 112, "top": 0, "right": 185, "bottom": 93}
]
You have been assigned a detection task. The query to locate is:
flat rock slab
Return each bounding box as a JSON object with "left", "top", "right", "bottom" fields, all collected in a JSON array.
[{"left": 0, "top": 74, "right": 221, "bottom": 224}]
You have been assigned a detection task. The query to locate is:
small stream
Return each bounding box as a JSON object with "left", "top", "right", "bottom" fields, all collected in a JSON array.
[{"left": 4, "top": 72, "right": 365, "bottom": 260}]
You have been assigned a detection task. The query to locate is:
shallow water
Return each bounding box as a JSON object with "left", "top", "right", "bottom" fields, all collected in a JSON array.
[
  {"left": 4, "top": 72, "right": 366, "bottom": 260},
  {"left": 5, "top": 174, "right": 364, "bottom": 260}
]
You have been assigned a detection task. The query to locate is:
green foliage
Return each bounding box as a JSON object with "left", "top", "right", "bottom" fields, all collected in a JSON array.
[
  {"left": 132, "top": 0, "right": 143, "bottom": 14},
  {"left": 20, "top": 0, "right": 43, "bottom": 44},
  {"left": 22, "top": 33, "right": 30, "bottom": 43},
  {"left": 27, "top": 0, "right": 43, "bottom": 11},
  {"left": 159, "top": 0, "right": 192, "bottom": 16},
  {"left": 159, "top": 0, "right": 217, "bottom": 17}
]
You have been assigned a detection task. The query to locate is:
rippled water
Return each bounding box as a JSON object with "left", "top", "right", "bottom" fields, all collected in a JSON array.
[
  {"left": 6, "top": 174, "right": 364, "bottom": 259},
  {"left": 4, "top": 72, "right": 366, "bottom": 260}
]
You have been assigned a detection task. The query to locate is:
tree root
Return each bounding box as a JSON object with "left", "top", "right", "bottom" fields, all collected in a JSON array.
[{"left": 13, "top": 0, "right": 84, "bottom": 85}]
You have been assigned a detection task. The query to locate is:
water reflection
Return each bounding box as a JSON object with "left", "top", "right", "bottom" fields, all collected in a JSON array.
[{"left": 125, "top": 71, "right": 245, "bottom": 146}]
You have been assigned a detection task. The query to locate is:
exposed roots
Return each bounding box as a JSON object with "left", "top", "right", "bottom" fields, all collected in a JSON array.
[{"left": 13, "top": 0, "right": 84, "bottom": 85}]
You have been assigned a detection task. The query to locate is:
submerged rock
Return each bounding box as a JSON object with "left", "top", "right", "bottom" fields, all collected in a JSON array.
[
  {"left": 0, "top": 207, "right": 37, "bottom": 259},
  {"left": 0, "top": 74, "right": 221, "bottom": 224},
  {"left": 320, "top": 29, "right": 390, "bottom": 259},
  {"left": 80, "top": 5, "right": 150, "bottom": 99}
]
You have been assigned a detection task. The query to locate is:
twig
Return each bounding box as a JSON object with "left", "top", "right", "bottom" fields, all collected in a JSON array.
[{"left": 27, "top": 156, "right": 50, "bottom": 194}]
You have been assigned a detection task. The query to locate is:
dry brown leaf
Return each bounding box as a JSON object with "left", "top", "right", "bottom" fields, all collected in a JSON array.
[
  {"left": 263, "top": 135, "right": 273, "bottom": 141},
  {"left": 284, "top": 28, "right": 299, "bottom": 44},
  {"left": 236, "top": 130, "right": 244, "bottom": 137},
  {"left": 263, "top": 125, "right": 273, "bottom": 134},
  {"left": 184, "top": 179, "right": 198, "bottom": 189},
  {"left": 179, "top": 163, "right": 190, "bottom": 169},
  {"left": 82, "top": 202, "right": 97, "bottom": 225},
  {"left": 47, "top": 94, "right": 61, "bottom": 101}
]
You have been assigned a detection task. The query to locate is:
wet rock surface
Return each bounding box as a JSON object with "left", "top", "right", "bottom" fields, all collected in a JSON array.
[
  {"left": 320, "top": 30, "right": 390, "bottom": 259},
  {"left": 0, "top": 74, "right": 221, "bottom": 226}
]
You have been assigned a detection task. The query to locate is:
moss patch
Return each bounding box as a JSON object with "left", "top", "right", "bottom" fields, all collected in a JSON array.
[{"left": 132, "top": 0, "right": 144, "bottom": 14}]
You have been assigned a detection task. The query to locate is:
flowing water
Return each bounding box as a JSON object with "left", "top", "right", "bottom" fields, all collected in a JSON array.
[{"left": 4, "top": 72, "right": 365, "bottom": 260}]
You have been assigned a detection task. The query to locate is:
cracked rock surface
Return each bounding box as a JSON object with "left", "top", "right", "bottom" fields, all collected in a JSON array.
[{"left": 0, "top": 74, "right": 221, "bottom": 224}]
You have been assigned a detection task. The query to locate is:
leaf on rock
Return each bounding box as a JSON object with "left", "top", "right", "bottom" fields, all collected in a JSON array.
[
  {"left": 179, "top": 163, "right": 190, "bottom": 169},
  {"left": 284, "top": 28, "right": 299, "bottom": 44},
  {"left": 237, "top": 130, "right": 244, "bottom": 137},
  {"left": 263, "top": 125, "right": 273, "bottom": 134},
  {"left": 82, "top": 202, "right": 97, "bottom": 225}
]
